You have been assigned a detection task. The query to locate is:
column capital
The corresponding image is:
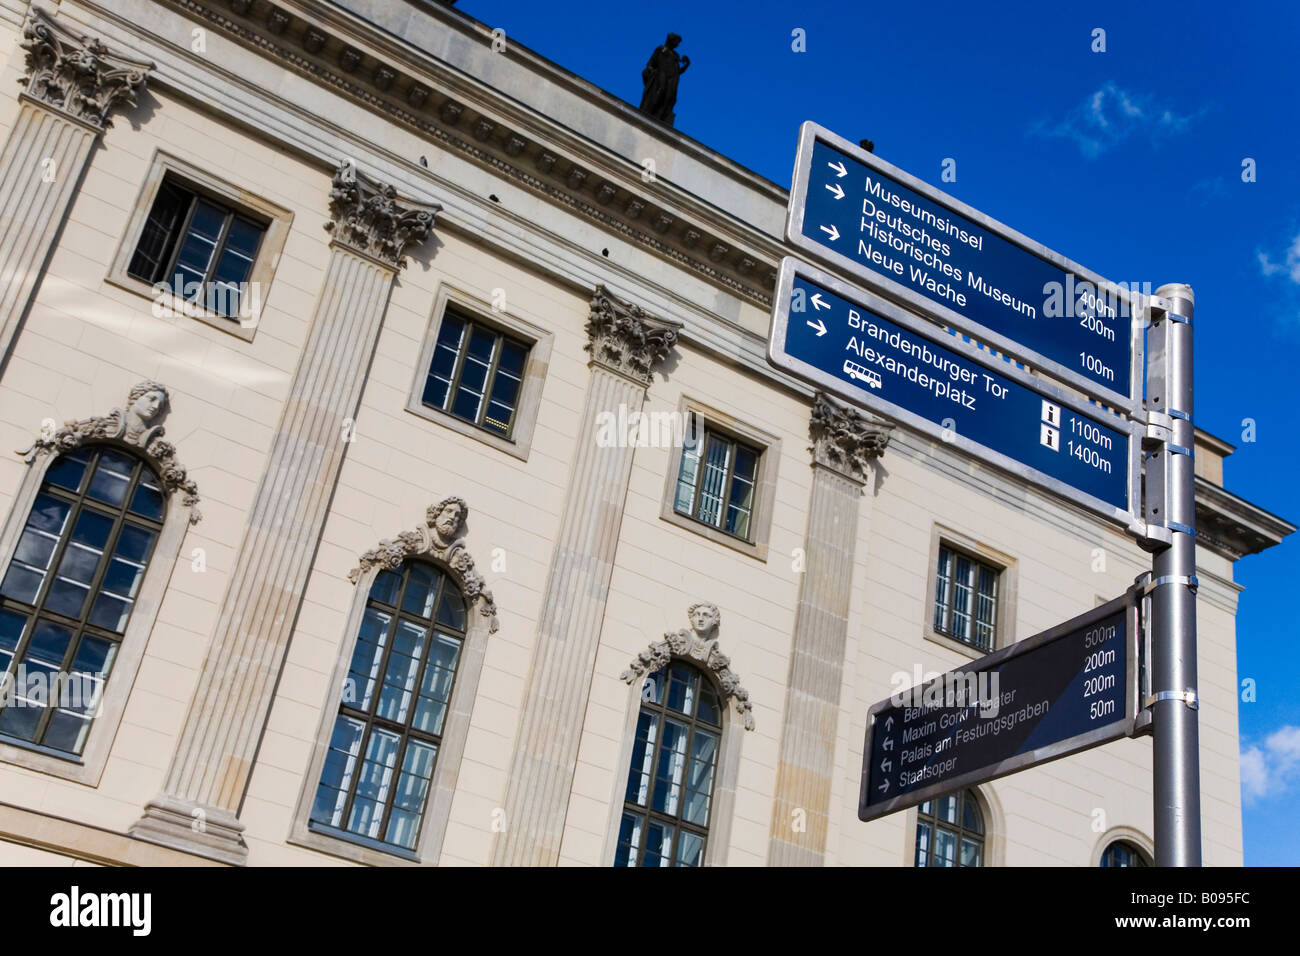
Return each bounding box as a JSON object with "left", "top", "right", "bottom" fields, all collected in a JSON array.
[
  {"left": 584, "top": 285, "right": 681, "bottom": 385},
  {"left": 809, "top": 391, "right": 893, "bottom": 484},
  {"left": 325, "top": 162, "right": 440, "bottom": 270},
  {"left": 20, "top": 7, "right": 153, "bottom": 131}
]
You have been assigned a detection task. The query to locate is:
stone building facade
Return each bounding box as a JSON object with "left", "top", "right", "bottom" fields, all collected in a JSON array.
[{"left": 0, "top": 0, "right": 1289, "bottom": 867}]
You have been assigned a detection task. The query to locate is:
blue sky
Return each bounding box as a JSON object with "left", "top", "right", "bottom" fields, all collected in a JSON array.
[{"left": 462, "top": 0, "right": 1300, "bottom": 863}]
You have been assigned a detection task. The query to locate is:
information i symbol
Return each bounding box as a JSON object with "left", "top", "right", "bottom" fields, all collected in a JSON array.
[{"left": 1040, "top": 400, "right": 1061, "bottom": 452}]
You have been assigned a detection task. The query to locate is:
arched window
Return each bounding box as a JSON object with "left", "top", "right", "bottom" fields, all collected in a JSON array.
[
  {"left": 915, "top": 789, "right": 985, "bottom": 866},
  {"left": 309, "top": 560, "right": 467, "bottom": 854},
  {"left": 1100, "top": 840, "right": 1150, "bottom": 867},
  {"left": 0, "top": 446, "right": 164, "bottom": 754},
  {"left": 615, "top": 661, "right": 722, "bottom": 867}
]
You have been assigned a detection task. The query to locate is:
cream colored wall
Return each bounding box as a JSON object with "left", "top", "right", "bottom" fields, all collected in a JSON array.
[
  {"left": 562, "top": 340, "right": 815, "bottom": 866},
  {"left": 0, "top": 73, "right": 330, "bottom": 842},
  {"left": 237, "top": 225, "right": 595, "bottom": 865},
  {"left": 0, "top": 8, "right": 1248, "bottom": 868}
]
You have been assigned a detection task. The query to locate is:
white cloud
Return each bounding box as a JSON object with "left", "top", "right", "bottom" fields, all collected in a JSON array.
[
  {"left": 1032, "top": 82, "right": 1202, "bottom": 158},
  {"left": 1241, "top": 724, "right": 1300, "bottom": 803},
  {"left": 1258, "top": 231, "right": 1300, "bottom": 285}
]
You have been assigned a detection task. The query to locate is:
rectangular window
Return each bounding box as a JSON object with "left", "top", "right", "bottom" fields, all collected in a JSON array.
[
  {"left": 420, "top": 308, "right": 530, "bottom": 439},
  {"left": 673, "top": 419, "right": 760, "bottom": 542},
  {"left": 932, "top": 545, "right": 1000, "bottom": 652},
  {"left": 126, "top": 175, "right": 268, "bottom": 320}
]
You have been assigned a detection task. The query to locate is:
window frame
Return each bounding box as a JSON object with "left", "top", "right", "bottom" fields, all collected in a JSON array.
[
  {"left": 614, "top": 662, "right": 722, "bottom": 867},
  {"left": 604, "top": 660, "right": 746, "bottom": 867},
  {"left": 0, "top": 447, "right": 164, "bottom": 755},
  {"left": 658, "top": 397, "right": 781, "bottom": 562},
  {"left": 420, "top": 310, "right": 529, "bottom": 439},
  {"left": 405, "top": 284, "right": 552, "bottom": 462},
  {"left": 673, "top": 427, "right": 761, "bottom": 541},
  {"left": 288, "top": 554, "right": 494, "bottom": 867},
  {"left": 913, "top": 788, "right": 986, "bottom": 867},
  {"left": 305, "top": 560, "right": 465, "bottom": 858},
  {"left": 126, "top": 184, "right": 269, "bottom": 319},
  {"left": 107, "top": 150, "right": 293, "bottom": 342},
  {"left": 0, "top": 441, "right": 196, "bottom": 785},
  {"left": 923, "top": 525, "right": 1017, "bottom": 660},
  {"left": 1092, "top": 828, "right": 1155, "bottom": 867}
]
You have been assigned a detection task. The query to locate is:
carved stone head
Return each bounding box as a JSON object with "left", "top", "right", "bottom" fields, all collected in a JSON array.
[
  {"left": 688, "top": 602, "right": 720, "bottom": 638},
  {"left": 124, "top": 380, "right": 169, "bottom": 441},
  {"left": 427, "top": 495, "right": 468, "bottom": 542}
]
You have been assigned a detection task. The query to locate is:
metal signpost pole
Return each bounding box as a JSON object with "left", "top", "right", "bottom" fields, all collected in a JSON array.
[{"left": 1147, "top": 284, "right": 1202, "bottom": 866}]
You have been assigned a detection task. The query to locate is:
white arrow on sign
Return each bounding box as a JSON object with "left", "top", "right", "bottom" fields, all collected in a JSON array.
[
  {"left": 810, "top": 293, "right": 830, "bottom": 311},
  {"left": 819, "top": 224, "right": 840, "bottom": 242},
  {"left": 880, "top": 758, "right": 892, "bottom": 774},
  {"left": 824, "top": 182, "right": 844, "bottom": 200},
  {"left": 878, "top": 779, "right": 890, "bottom": 794},
  {"left": 828, "top": 160, "right": 847, "bottom": 178},
  {"left": 885, "top": 716, "right": 894, "bottom": 731},
  {"left": 882, "top": 737, "right": 895, "bottom": 751},
  {"left": 806, "top": 317, "right": 827, "bottom": 337}
]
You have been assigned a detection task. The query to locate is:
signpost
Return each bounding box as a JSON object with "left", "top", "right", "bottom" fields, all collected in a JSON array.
[
  {"left": 773, "top": 121, "right": 1201, "bottom": 864},
  {"left": 786, "top": 122, "right": 1144, "bottom": 409},
  {"left": 860, "top": 589, "right": 1141, "bottom": 821},
  {"left": 768, "top": 257, "right": 1139, "bottom": 526}
]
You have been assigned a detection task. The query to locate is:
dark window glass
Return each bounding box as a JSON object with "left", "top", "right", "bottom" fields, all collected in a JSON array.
[
  {"left": 615, "top": 662, "right": 721, "bottom": 867},
  {"left": 126, "top": 175, "right": 267, "bottom": 320},
  {"left": 915, "top": 790, "right": 985, "bottom": 867},
  {"left": 0, "top": 448, "right": 163, "bottom": 755},
  {"left": 310, "top": 561, "right": 466, "bottom": 854},
  {"left": 1100, "top": 840, "right": 1150, "bottom": 867},
  {"left": 674, "top": 418, "right": 761, "bottom": 542},
  {"left": 420, "top": 309, "right": 530, "bottom": 439},
  {"left": 933, "top": 545, "right": 1000, "bottom": 652}
]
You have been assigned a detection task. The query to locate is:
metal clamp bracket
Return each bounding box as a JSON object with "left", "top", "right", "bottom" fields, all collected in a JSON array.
[
  {"left": 1145, "top": 410, "right": 1173, "bottom": 446},
  {"left": 1144, "top": 689, "right": 1199, "bottom": 711},
  {"left": 1143, "top": 574, "right": 1199, "bottom": 595},
  {"left": 1166, "top": 520, "right": 1196, "bottom": 537}
]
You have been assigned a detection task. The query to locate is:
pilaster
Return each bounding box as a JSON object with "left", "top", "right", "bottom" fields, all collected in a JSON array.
[
  {"left": 130, "top": 164, "right": 438, "bottom": 865},
  {"left": 0, "top": 7, "right": 152, "bottom": 373},
  {"left": 768, "top": 392, "right": 892, "bottom": 866},
  {"left": 492, "top": 286, "right": 680, "bottom": 866}
]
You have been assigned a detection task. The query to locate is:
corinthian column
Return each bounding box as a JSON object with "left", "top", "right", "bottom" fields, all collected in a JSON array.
[
  {"left": 768, "top": 392, "right": 892, "bottom": 866},
  {"left": 0, "top": 8, "right": 152, "bottom": 373},
  {"left": 493, "top": 287, "right": 680, "bottom": 866},
  {"left": 130, "top": 164, "right": 439, "bottom": 865}
]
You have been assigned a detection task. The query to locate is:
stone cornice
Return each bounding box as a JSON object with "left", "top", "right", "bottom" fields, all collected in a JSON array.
[
  {"left": 1194, "top": 476, "right": 1294, "bottom": 562},
  {"left": 20, "top": 5, "right": 153, "bottom": 130},
  {"left": 809, "top": 391, "right": 893, "bottom": 484},
  {"left": 326, "top": 161, "right": 439, "bottom": 269},
  {"left": 150, "top": 0, "right": 781, "bottom": 304},
  {"left": 585, "top": 285, "right": 681, "bottom": 385}
]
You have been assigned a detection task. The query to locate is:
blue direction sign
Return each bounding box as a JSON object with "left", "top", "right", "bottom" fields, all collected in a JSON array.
[
  {"left": 769, "top": 258, "right": 1139, "bottom": 525},
  {"left": 787, "top": 123, "right": 1142, "bottom": 408},
  {"left": 860, "top": 589, "right": 1140, "bottom": 822}
]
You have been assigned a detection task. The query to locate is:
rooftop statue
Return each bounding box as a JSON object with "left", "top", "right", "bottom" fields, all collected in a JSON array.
[{"left": 638, "top": 33, "right": 689, "bottom": 125}]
